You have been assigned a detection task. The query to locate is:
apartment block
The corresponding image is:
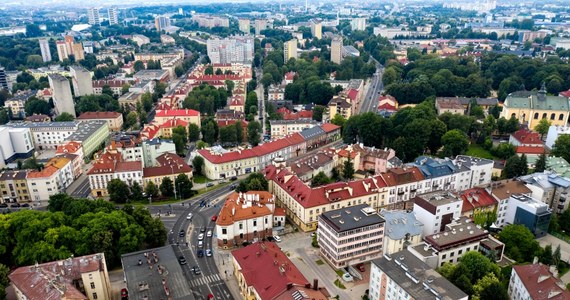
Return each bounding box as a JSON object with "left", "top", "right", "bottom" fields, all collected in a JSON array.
[
  {"left": 48, "top": 74, "right": 75, "bottom": 116},
  {"left": 207, "top": 37, "right": 254, "bottom": 64},
  {"left": 39, "top": 39, "right": 52, "bottom": 62},
  {"left": 310, "top": 19, "right": 322, "bottom": 39},
  {"left": 412, "top": 191, "right": 463, "bottom": 237},
  {"left": 487, "top": 179, "right": 533, "bottom": 227},
  {"left": 380, "top": 210, "right": 424, "bottom": 255},
  {"left": 283, "top": 39, "right": 298, "bottom": 62},
  {"left": 88, "top": 8, "right": 101, "bottom": 25},
  {"left": 238, "top": 19, "right": 250, "bottom": 33},
  {"left": 509, "top": 264, "right": 570, "bottom": 300},
  {"left": 331, "top": 36, "right": 343, "bottom": 64},
  {"left": 69, "top": 65, "right": 94, "bottom": 97},
  {"left": 0, "top": 170, "right": 30, "bottom": 203},
  {"left": 108, "top": 8, "right": 119, "bottom": 25},
  {"left": 0, "top": 126, "right": 34, "bottom": 165},
  {"left": 270, "top": 119, "right": 318, "bottom": 139},
  {"left": 505, "top": 194, "right": 552, "bottom": 237},
  {"left": 88, "top": 160, "right": 143, "bottom": 197}
]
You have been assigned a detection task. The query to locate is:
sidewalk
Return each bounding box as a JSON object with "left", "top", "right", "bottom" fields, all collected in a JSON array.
[
  {"left": 212, "top": 248, "right": 242, "bottom": 299},
  {"left": 538, "top": 233, "right": 570, "bottom": 283}
]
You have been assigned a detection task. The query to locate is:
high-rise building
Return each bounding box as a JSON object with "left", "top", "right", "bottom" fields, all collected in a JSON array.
[
  {"left": 331, "top": 36, "right": 343, "bottom": 64},
  {"left": 284, "top": 39, "right": 298, "bottom": 62},
  {"left": 72, "top": 43, "right": 85, "bottom": 61},
  {"left": 238, "top": 19, "right": 250, "bottom": 34},
  {"left": 70, "top": 65, "right": 93, "bottom": 97},
  {"left": 48, "top": 74, "right": 75, "bottom": 116},
  {"left": 310, "top": 19, "right": 322, "bottom": 39},
  {"left": 0, "top": 67, "right": 7, "bottom": 91},
  {"left": 56, "top": 41, "right": 69, "bottom": 61},
  {"left": 350, "top": 18, "right": 366, "bottom": 31},
  {"left": 155, "top": 16, "right": 171, "bottom": 31},
  {"left": 206, "top": 37, "right": 254, "bottom": 64},
  {"left": 88, "top": 8, "right": 101, "bottom": 25},
  {"left": 178, "top": 8, "right": 183, "bottom": 15},
  {"left": 64, "top": 35, "right": 75, "bottom": 56},
  {"left": 254, "top": 19, "right": 267, "bottom": 35},
  {"left": 108, "top": 8, "right": 119, "bottom": 25},
  {"left": 39, "top": 39, "right": 52, "bottom": 63}
]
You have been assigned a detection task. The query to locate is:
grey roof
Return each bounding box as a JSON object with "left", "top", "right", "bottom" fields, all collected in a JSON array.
[
  {"left": 269, "top": 119, "right": 317, "bottom": 125},
  {"left": 373, "top": 250, "right": 468, "bottom": 300},
  {"left": 458, "top": 97, "right": 498, "bottom": 106},
  {"left": 505, "top": 90, "right": 570, "bottom": 111},
  {"left": 319, "top": 204, "right": 385, "bottom": 232},
  {"left": 299, "top": 126, "right": 324, "bottom": 140},
  {"left": 455, "top": 155, "right": 494, "bottom": 167},
  {"left": 48, "top": 73, "right": 68, "bottom": 81},
  {"left": 8, "top": 90, "right": 37, "bottom": 102},
  {"left": 5, "top": 121, "right": 79, "bottom": 130},
  {"left": 380, "top": 210, "right": 424, "bottom": 240},
  {"left": 121, "top": 245, "right": 196, "bottom": 300},
  {"left": 66, "top": 120, "right": 107, "bottom": 142}
]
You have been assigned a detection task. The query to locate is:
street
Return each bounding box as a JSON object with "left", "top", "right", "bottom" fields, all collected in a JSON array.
[
  {"left": 255, "top": 68, "right": 267, "bottom": 135},
  {"left": 359, "top": 59, "right": 384, "bottom": 113}
]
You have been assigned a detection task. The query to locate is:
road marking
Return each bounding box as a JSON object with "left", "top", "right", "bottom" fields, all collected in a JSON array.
[{"left": 190, "top": 274, "right": 221, "bottom": 287}]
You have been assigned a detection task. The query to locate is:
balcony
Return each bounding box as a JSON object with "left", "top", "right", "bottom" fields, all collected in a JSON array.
[{"left": 397, "top": 190, "right": 405, "bottom": 195}]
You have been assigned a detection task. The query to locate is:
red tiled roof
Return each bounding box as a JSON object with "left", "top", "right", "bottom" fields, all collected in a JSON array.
[
  {"left": 27, "top": 165, "right": 59, "bottom": 179},
  {"left": 56, "top": 141, "right": 82, "bottom": 154},
  {"left": 381, "top": 167, "right": 425, "bottom": 186},
  {"left": 77, "top": 111, "right": 122, "bottom": 119},
  {"left": 513, "top": 264, "right": 570, "bottom": 300},
  {"left": 143, "top": 153, "right": 191, "bottom": 177},
  {"left": 511, "top": 129, "right": 543, "bottom": 145},
  {"left": 116, "top": 161, "right": 142, "bottom": 173},
  {"left": 216, "top": 191, "right": 275, "bottom": 226},
  {"left": 284, "top": 71, "right": 296, "bottom": 80},
  {"left": 516, "top": 146, "right": 546, "bottom": 155},
  {"left": 559, "top": 90, "right": 570, "bottom": 98},
  {"left": 232, "top": 242, "right": 309, "bottom": 300},
  {"left": 459, "top": 188, "right": 497, "bottom": 213},
  {"left": 155, "top": 109, "right": 200, "bottom": 117},
  {"left": 320, "top": 123, "right": 340, "bottom": 133},
  {"left": 347, "top": 89, "right": 359, "bottom": 101}
]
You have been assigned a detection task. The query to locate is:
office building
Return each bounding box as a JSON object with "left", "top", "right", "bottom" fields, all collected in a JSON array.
[
  {"left": 509, "top": 264, "right": 570, "bottom": 300},
  {"left": 412, "top": 191, "right": 463, "bottom": 237},
  {"left": 88, "top": 8, "right": 101, "bottom": 25},
  {"left": 0, "top": 67, "right": 7, "bottom": 91},
  {"left": 283, "top": 39, "right": 298, "bottom": 62},
  {"left": 369, "top": 250, "right": 468, "bottom": 300},
  {"left": 380, "top": 210, "right": 424, "bottom": 255},
  {"left": 9, "top": 253, "right": 112, "bottom": 300},
  {"left": 310, "top": 19, "right": 322, "bottom": 39},
  {"left": 318, "top": 204, "right": 385, "bottom": 269},
  {"left": 238, "top": 19, "right": 250, "bottom": 34},
  {"left": 351, "top": 18, "right": 366, "bottom": 31},
  {"left": 56, "top": 41, "right": 68, "bottom": 61},
  {"left": 39, "top": 39, "right": 52, "bottom": 63},
  {"left": 48, "top": 74, "right": 75, "bottom": 116},
  {"left": 206, "top": 37, "right": 254, "bottom": 64},
  {"left": 331, "top": 36, "right": 343, "bottom": 64},
  {"left": 69, "top": 65, "right": 93, "bottom": 97},
  {"left": 504, "top": 194, "right": 552, "bottom": 237},
  {"left": 108, "top": 8, "right": 119, "bottom": 25},
  {"left": 155, "top": 16, "right": 171, "bottom": 31}
]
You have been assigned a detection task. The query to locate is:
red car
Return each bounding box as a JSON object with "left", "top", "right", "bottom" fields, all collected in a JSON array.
[
  {"left": 356, "top": 263, "right": 365, "bottom": 272},
  {"left": 211, "top": 215, "right": 218, "bottom": 222},
  {"left": 121, "top": 288, "right": 128, "bottom": 299}
]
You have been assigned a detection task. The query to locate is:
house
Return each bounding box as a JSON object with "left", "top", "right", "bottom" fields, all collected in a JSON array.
[
  {"left": 509, "top": 128, "right": 545, "bottom": 155},
  {"left": 379, "top": 210, "right": 424, "bottom": 255},
  {"left": 270, "top": 119, "right": 318, "bottom": 139},
  {"left": 142, "top": 153, "right": 192, "bottom": 191},
  {"left": 508, "top": 264, "right": 570, "bottom": 300},
  {"left": 339, "top": 143, "right": 397, "bottom": 174},
  {"left": 88, "top": 160, "right": 143, "bottom": 198},
  {"left": 327, "top": 94, "right": 352, "bottom": 120},
  {"left": 381, "top": 167, "right": 429, "bottom": 210},
  {"left": 459, "top": 187, "right": 498, "bottom": 219},
  {"left": 9, "top": 253, "right": 112, "bottom": 300},
  {"left": 369, "top": 249, "right": 468, "bottom": 300},
  {"left": 267, "top": 84, "right": 285, "bottom": 101},
  {"left": 377, "top": 94, "right": 398, "bottom": 117},
  {"left": 412, "top": 190, "right": 463, "bottom": 237},
  {"left": 0, "top": 170, "right": 30, "bottom": 203},
  {"left": 288, "top": 149, "right": 338, "bottom": 182},
  {"left": 435, "top": 97, "right": 465, "bottom": 115},
  {"left": 153, "top": 109, "right": 201, "bottom": 127},
  {"left": 215, "top": 191, "right": 281, "bottom": 248},
  {"left": 232, "top": 242, "right": 329, "bottom": 300},
  {"left": 318, "top": 204, "right": 385, "bottom": 269}
]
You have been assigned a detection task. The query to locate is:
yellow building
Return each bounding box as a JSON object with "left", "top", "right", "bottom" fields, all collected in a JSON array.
[
  {"left": 500, "top": 87, "right": 570, "bottom": 129},
  {"left": 284, "top": 39, "right": 298, "bottom": 62},
  {"left": 328, "top": 94, "right": 352, "bottom": 121},
  {"left": 142, "top": 153, "right": 193, "bottom": 189},
  {"left": 0, "top": 170, "right": 30, "bottom": 203}
]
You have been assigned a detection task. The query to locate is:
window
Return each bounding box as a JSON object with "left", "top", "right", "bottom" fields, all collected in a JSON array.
[
  {"left": 93, "top": 293, "right": 98, "bottom": 299},
  {"left": 222, "top": 228, "right": 227, "bottom": 234},
  {"left": 442, "top": 254, "right": 446, "bottom": 259},
  {"left": 542, "top": 113, "right": 547, "bottom": 119},
  {"left": 90, "top": 282, "right": 95, "bottom": 289},
  {"left": 560, "top": 114, "right": 565, "bottom": 121},
  {"left": 551, "top": 113, "right": 556, "bottom": 120},
  {"left": 253, "top": 220, "right": 257, "bottom": 226},
  {"left": 240, "top": 233, "right": 243, "bottom": 239},
  {"left": 239, "top": 223, "right": 243, "bottom": 229}
]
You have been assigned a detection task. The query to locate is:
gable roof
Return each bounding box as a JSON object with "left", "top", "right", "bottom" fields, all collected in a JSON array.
[
  {"left": 459, "top": 187, "right": 498, "bottom": 213},
  {"left": 511, "top": 129, "right": 543, "bottom": 145},
  {"left": 513, "top": 264, "right": 570, "bottom": 300}
]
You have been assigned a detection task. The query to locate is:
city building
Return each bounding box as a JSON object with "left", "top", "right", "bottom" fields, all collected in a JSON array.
[
  {"left": 133, "top": 69, "right": 169, "bottom": 82},
  {"left": 66, "top": 120, "right": 109, "bottom": 158},
  {"left": 380, "top": 210, "right": 424, "bottom": 255},
  {"left": 267, "top": 85, "right": 285, "bottom": 101},
  {"left": 142, "top": 153, "right": 192, "bottom": 191},
  {"left": 215, "top": 191, "right": 283, "bottom": 248},
  {"left": 232, "top": 242, "right": 329, "bottom": 300},
  {"left": 270, "top": 119, "right": 318, "bottom": 139},
  {"left": 4, "top": 90, "right": 36, "bottom": 119},
  {"left": 9, "top": 253, "right": 112, "bottom": 300},
  {"left": 508, "top": 264, "right": 570, "bottom": 300},
  {"left": 153, "top": 109, "right": 201, "bottom": 127},
  {"left": 501, "top": 86, "right": 570, "bottom": 129},
  {"left": 254, "top": 19, "right": 269, "bottom": 35},
  {"left": 328, "top": 94, "right": 353, "bottom": 120},
  {"left": 459, "top": 187, "right": 498, "bottom": 218},
  {"left": 454, "top": 155, "right": 494, "bottom": 189},
  {"left": 412, "top": 191, "right": 463, "bottom": 236},
  {"left": 435, "top": 97, "right": 465, "bottom": 115},
  {"left": 238, "top": 19, "right": 250, "bottom": 34},
  {"left": 546, "top": 125, "right": 570, "bottom": 149},
  {"left": 55, "top": 141, "right": 84, "bottom": 178},
  {"left": 77, "top": 111, "right": 124, "bottom": 131},
  {"left": 504, "top": 194, "right": 552, "bottom": 237},
  {"left": 340, "top": 143, "right": 397, "bottom": 174},
  {"left": 0, "top": 170, "right": 30, "bottom": 203},
  {"left": 88, "top": 7, "right": 100, "bottom": 25},
  {"left": 56, "top": 41, "right": 68, "bottom": 62},
  {"left": 0, "top": 126, "right": 33, "bottom": 165},
  {"left": 520, "top": 172, "right": 570, "bottom": 213},
  {"left": 3, "top": 121, "right": 77, "bottom": 150},
  {"left": 88, "top": 160, "right": 142, "bottom": 197},
  {"left": 283, "top": 39, "right": 298, "bottom": 62},
  {"left": 342, "top": 45, "right": 360, "bottom": 58},
  {"left": 131, "top": 34, "right": 150, "bottom": 47},
  {"left": 207, "top": 37, "right": 254, "bottom": 64},
  {"left": 288, "top": 150, "right": 337, "bottom": 182},
  {"left": 331, "top": 36, "right": 343, "bottom": 64},
  {"left": 487, "top": 179, "right": 533, "bottom": 227},
  {"left": 0, "top": 67, "right": 7, "bottom": 91},
  {"left": 318, "top": 204, "right": 385, "bottom": 269},
  {"left": 191, "top": 14, "right": 230, "bottom": 28},
  {"left": 310, "top": 19, "right": 322, "bottom": 39},
  {"left": 39, "top": 39, "right": 52, "bottom": 63},
  {"left": 122, "top": 246, "right": 195, "bottom": 300},
  {"left": 369, "top": 249, "right": 468, "bottom": 300},
  {"left": 351, "top": 18, "right": 366, "bottom": 31},
  {"left": 155, "top": 16, "right": 171, "bottom": 31},
  {"left": 27, "top": 156, "right": 74, "bottom": 201},
  {"left": 380, "top": 167, "right": 429, "bottom": 210},
  {"left": 69, "top": 65, "right": 93, "bottom": 97},
  {"left": 48, "top": 74, "right": 75, "bottom": 116},
  {"left": 107, "top": 8, "right": 119, "bottom": 25}
]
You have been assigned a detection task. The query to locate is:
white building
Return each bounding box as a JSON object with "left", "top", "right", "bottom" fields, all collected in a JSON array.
[
  {"left": 108, "top": 8, "right": 119, "bottom": 25},
  {"left": 3, "top": 121, "right": 78, "bottom": 151},
  {"left": 454, "top": 155, "right": 494, "bottom": 189},
  {"left": 56, "top": 41, "right": 68, "bottom": 62},
  {"left": 69, "top": 65, "right": 93, "bottom": 97},
  {"left": 369, "top": 250, "right": 468, "bottom": 300},
  {"left": 350, "top": 18, "right": 366, "bottom": 31},
  {"left": 155, "top": 16, "right": 171, "bottom": 31},
  {"left": 412, "top": 191, "right": 463, "bottom": 237},
  {"left": 0, "top": 126, "right": 33, "bottom": 166},
  {"left": 545, "top": 125, "right": 570, "bottom": 149},
  {"left": 318, "top": 204, "right": 385, "bottom": 269},
  {"left": 504, "top": 194, "right": 552, "bottom": 237},
  {"left": 207, "top": 37, "right": 254, "bottom": 64},
  {"left": 88, "top": 8, "right": 101, "bottom": 25},
  {"left": 39, "top": 39, "right": 52, "bottom": 63},
  {"left": 487, "top": 179, "right": 533, "bottom": 227},
  {"left": 238, "top": 19, "right": 250, "bottom": 34},
  {"left": 88, "top": 161, "right": 143, "bottom": 197},
  {"left": 509, "top": 264, "right": 570, "bottom": 300},
  {"left": 27, "top": 156, "right": 74, "bottom": 202},
  {"left": 380, "top": 210, "right": 424, "bottom": 255},
  {"left": 48, "top": 74, "right": 75, "bottom": 116},
  {"left": 131, "top": 35, "right": 150, "bottom": 47},
  {"left": 270, "top": 119, "right": 318, "bottom": 139}
]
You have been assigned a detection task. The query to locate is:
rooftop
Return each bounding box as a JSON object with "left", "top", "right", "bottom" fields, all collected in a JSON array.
[
  {"left": 436, "top": 97, "right": 464, "bottom": 110},
  {"left": 121, "top": 245, "right": 195, "bottom": 300},
  {"left": 459, "top": 188, "right": 498, "bottom": 213},
  {"left": 511, "top": 128, "right": 543, "bottom": 145},
  {"left": 486, "top": 179, "right": 532, "bottom": 200},
  {"left": 77, "top": 111, "right": 122, "bottom": 119},
  {"left": 513, "top": 264, "right": 570, "bottom": 300},
  {"left": 424, "top": 217, "right": 489, "bottom": 251},
  {"left": 414, "top": 190, "right": 463, "bottom": 208},
  {"left": 373, "top": 250, "right": 468, "bottom": 300},
  {"left": 66, "top": 120, "right": 107, "bottom": 143},
  {"left": 505, "top": 90, "right": 570, "bottom": 111},
  {"left": 380, "top": 210, "right": 424, "bottom": 240},
  {"left": 216, "top": 191, "right": 275, "bottom": 226},
  {"left": 319, "top": 204, "right": 385, "bottom": 232}
]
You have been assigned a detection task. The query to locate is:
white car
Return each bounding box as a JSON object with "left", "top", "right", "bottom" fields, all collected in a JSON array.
[
  {"left": 198, "top": 233, "right": 204, "bottom": 241},
  {"left": 207, "top": 230, "right": 212, "bottom": 238},
  {"left": 273, "top": 235, "right": 282, "bottom": 242},
  {"left": 186, "top": 213, "right": 193, "bottom": 220},
  {"left": 342, "top": 273, "right": 354, "bottom": 282},
  {"left": 198, "top": 240, "right": 204, "bottom": 248}
]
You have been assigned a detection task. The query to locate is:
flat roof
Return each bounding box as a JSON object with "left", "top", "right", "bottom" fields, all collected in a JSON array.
[
  {"left": 380, "top": 210, "right": 424, "bottom": 240},
  {"left": 424, "top": 218, "right": 488, "bottom": 250},
  {"left": 66, "top": 120, "right": 107, "bottom": 142},
  {"left": 319, "top": 204, "right": 385, "bottom": 232},
  {"left": 121, "top": 245, "right": 195, "bottom": 300}
]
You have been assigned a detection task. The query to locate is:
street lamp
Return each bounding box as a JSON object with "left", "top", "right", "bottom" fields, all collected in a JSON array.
[{"left": 177, "top": 183, "right": 182, "bottom": 200}]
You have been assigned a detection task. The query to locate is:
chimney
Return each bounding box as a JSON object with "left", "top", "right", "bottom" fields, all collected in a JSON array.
[{"left": 313, "top": 279, "right": 318, "bottom": 290}]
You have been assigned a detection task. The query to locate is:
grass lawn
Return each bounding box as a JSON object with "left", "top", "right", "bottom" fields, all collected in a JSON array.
[
  {"left": 333, "top": 279, "right": 346, "bottom": 289},
  {"left": 467, "top": 144, "right": 496, "bottom": 160},
  {"left": 315, "top": 259, "right": 325, "bottom": 265},
  {"left": 193, "top": 175, "right": 211, "bottom": 184},
  {"left": 335, "top": 269, "right": 344, "bottom": 277}
]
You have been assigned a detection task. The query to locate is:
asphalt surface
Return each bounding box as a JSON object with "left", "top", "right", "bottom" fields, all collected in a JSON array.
[
  {"left": 149, "top": 184, "right": 235, "bottom": 300},
  {"left": 359, "top": 61, "right": 384, "bottom": 113}
]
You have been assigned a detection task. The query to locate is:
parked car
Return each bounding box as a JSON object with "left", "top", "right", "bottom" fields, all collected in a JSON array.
[
  {"left": 0, "top": 203, "right": 7, "bottom": 208},
  {"left": 178, "top": 256, "right": 187, "bottom": 265},
  {"left": 273, "top": 235, "right": 282, "bottom": 242},
  {"left": 10, "top": 203, "right": 20, "bottom": 208},
  {"left": 356, "top": 263, "right": 365, "bottom": 272},
  {"left": 206, "top": 249, "right": 212, "bottom": 257},
  {"left": 206, "top": 182, "right": 214, "bottom": 187},
  {"left": 120, "top": 288, "right": 128, "bottom": 299},
  {"left": 342, "top": 273, "right": 354, "bottom": 282},
  {"left": 197, "top": 250, "right": 204, "bottom": 258},
  {"left": 198, "top": 233, "right": 204, "bottom": 241},
  {"left": 206, "top": 230, "right": 212, "bottom": 238},
  {"left": 211, "top": 215, "right": 218, "bottom": 222},
  {"left": 186, "top": 213, "right": 193, "bottom": 220},
  {"left": 192, "top": 266, "right": 201, "bottom": 275},
  {"left": 230, "top": 176, "right": 237, "bottom": 181},
  {"left": 21, "top": 203, "right": 30, "bottom": 207},
  {"left": 200, "top": 227, "right": 206, "bottom": 233}
]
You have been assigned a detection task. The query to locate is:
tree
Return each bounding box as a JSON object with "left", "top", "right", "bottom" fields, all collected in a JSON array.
[
  {"left": 107, "top": 179, "right": 130, "bottom": 203},
  {"left": 343, "top": 156, "right": 355, "bottom": 180},
  {"left": 171, "top": 126, "right": 188, "bottom": 156},
  {"left": 160, "top": 177, "right": 175, "bottom": 198},
  {"left": 129, "top": 182, "right": 144, "bottom": 202},
  {"left": 503, "top": 155, "right": 525, "bottom": 179},
  {"left": 498, "top": 224, "right": 540, "bottom": 262},
  {"left": 235, "top": 173, "right": 269, "bottom": 192},
  {"left": 473, "top": 273, "right": 508, "bottom": 300},
  {"left": 534, "top": 152, "right": 547, "bottom": 172},
  {"left": 201, "top": 119, "right": 218, "bottom": 145},
  {"left": 313, "top": 105, "right": 325, "bottom": 122},
  {"left": 25, "top": 97, "right": 51, "bottom": 116},
  {"left": 219, "top": 125, "right": 237, "bottom": 146},
  {"left": 54, "top": 112, "right": 75, "bottom": 121},
  {"left": 534, "top": 118, "right": 551, "bottom": 139},
  {"left": 491, "top": 143, "right": 516, "bottom": 159},
  {"left": 519, "top": 153, "right": 529, "bottom": 176},
  {"left": 188, "top": 123, "right": 200, "bottom": 142},
  {"left": 0, "top": 109, "right": 9, "bottom": 124},
  {"left": 441, "top": 129, "right": 469, "bottom": 157},
  {"left": 541, "top": 244, "right": 553, "bottom": 265},
  {"left": 311, "top": 171, "right": 333, "bottom": 187},
  {"left": 235, "top": 121, "right": 244, "bottom": 144},
  {"left": 247, "top": 121, "right": 262, "bottom": 146},
  {"left": 331, "top": 114, "right": 347, "bottom": 128},
  {"left": 175, "top": 174, "right": 193, "bottom": 199},
  {"left": 134, "top": 60, "right": 145, "bottom": 72},
  {"left": 0, "top": 263, "right": 9, "bottom": 299},
  {"left": 144, "top": 182, "right": 159, "bottom": 199},
  {"left": 205, "top": 65, "right": 214, "bottom": 75},
  {"left": 245, "top": 91, "right": 258, "bottom": 116},
  {"left": 552, "top": 135, "right": 570, "bottom": 163},
  {"left": 192, "top": 156, "right": 205, "bottom": 176}
]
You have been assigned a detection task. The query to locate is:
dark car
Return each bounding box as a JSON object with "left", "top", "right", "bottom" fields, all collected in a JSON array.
[
  {"left": 197, "top": 249, "right": 204, "bottom": 258},
  {"left": 206, "top": 182, "right": 214, "bottom": 187},
  {"left": 0, "top": 203, "right": 7, "bottom": 208},
  {"left": 21, "top": 203, "right": 30, "bottom": 207},
  {"left": 356, "top": 263, "right": 365, "bottom": 272},
  {"left": 179, "top": 230, "right": 185, "bottom": 237},
  {"left": 200, "top": 227, "right": 206, "bottom": 233},
  {"left": 192, "top": 266, "right": 201, "bottom": 275},
  {"left": 178, "top": 256, "right": 187, "bottom": 265},
  {"left": 10, "top": 203, "right": 20, "bottom": 208},
  {"left": 230, "top": 176, "right": 238, "bottom": 181}
]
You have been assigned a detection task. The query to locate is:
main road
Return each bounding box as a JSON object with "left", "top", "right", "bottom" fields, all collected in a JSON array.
[
  {"left": 359, "top": 58, "right": 385, "bottom": 113},
  {"left": 150, "top": 184, "right": 236, "bottom": 300}
]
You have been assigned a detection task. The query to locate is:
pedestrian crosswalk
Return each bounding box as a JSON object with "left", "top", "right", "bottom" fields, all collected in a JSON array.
[{"left": 190, "top": 273, "right": 222, "bottom": 287}]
